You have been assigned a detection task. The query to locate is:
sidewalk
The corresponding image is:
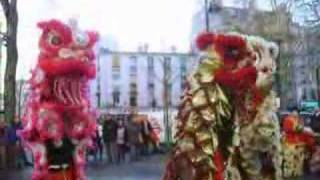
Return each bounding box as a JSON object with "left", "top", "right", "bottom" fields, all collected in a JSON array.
[
  {"left": 0, "top": 155, "right": 166, "bottom": 180},
  {"left": 1, "top": 154, "right": 319, "bottom": 180}
]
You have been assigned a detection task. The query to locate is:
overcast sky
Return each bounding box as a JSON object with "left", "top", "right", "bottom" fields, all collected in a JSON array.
[
  {"left": 16, "top": 0, "right": 196, "bottom": 79},
  {"left": 15, "top": 0, "right": 275, "bottom": 80}
]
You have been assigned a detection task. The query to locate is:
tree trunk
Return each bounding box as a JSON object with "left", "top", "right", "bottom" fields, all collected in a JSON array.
[
  {"left": 163, "top": 58, "right": 172, "bottom": 146},
  {"left": 1, "top": 0, "right": 18, "bottom": 124},
  {"left": 17, "top": 80, "right": 24, "bottom": 119}
]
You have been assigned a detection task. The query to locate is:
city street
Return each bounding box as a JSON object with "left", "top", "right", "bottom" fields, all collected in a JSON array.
[
  {"left": 0, "top": 154, "right": 319, "bottom": 179},
  {"left": 0, "top": 155, "right": 165, "bottom": 180}
]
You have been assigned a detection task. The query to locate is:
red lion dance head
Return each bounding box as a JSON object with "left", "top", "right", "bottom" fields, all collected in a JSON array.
[{"left": 20, "top": 19, "right": 99, "bottom": 180}]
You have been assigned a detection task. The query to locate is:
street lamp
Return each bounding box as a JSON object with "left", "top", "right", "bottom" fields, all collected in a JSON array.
[
  {"left": 204, "top": 0, "right": 217, "bottom": 32},
  {"left": 96, "top": 48, "right": 102, "bottom": 109},
  {"left": 316, "top": 67, "right": 320, "bottom": 107},
  {"left": 205, "top": 0, "right": 210, "bottom": 32}
]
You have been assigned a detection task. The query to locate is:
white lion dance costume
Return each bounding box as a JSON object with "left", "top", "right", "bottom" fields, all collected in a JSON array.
[
  {"left": 163, "top": 32, "right": 282, "bottom": 180},
  {"left": 20, "top": 19, "right": 98, "bottom": 180}
]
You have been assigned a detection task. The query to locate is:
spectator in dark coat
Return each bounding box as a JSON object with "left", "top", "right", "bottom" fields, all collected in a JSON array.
[
  {"left": 312, "top": 109, "right": 320, "bottom": 133},
  {"left": 6, "top": 119, "right": 23, "bottom": 168},
  {"left": 140, "top": 120, "right": 153, "bottom": 156},
  {"left": 126, "top": 114, "right": 142, "bottom": 161},
  {"left": 102, "top": 115, "right": 117, "bottom": 163},
  {"left": 95, "top": 125, "right": 103, "bottom": 161}
]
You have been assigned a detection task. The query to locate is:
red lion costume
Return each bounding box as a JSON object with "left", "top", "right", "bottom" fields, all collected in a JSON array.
[{"left": 20, "top": 19, "right": 99, "bottom": 180}]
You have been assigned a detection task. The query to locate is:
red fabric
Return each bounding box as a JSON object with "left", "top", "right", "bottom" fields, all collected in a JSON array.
[
  {"left": 85, "top": 31, "right": 99, "bottom": 48},
  {"left": 213, "top": 150, "right": 224, "bottom": 180},
  {"left": 214, "top": 66, "right": 257, "bottom": 90},
  {"left": 283, "top": 115, "right": 316, "bottom": 151},
  {"left": 150, "top": 131, "right": 160, "bottom": 143},
  {"left": 251, "top": 86, "right": 263, "bottom": 109},
  {"left": 196, "top": 32, "right": 216, "bottom": 50},
  {"left": 283, "top": 116, "right": 297, "bottom": 133},
  {"left": 47, "top": 168, "right": 76, "bottom": 180},
  {"left": 39, "top": 56, "right": 96, "bottom": 78}
]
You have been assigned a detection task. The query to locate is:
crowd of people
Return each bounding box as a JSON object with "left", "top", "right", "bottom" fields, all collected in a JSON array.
[
  {"left": 2, "top": 107, "right": 320, "bottom": 178},
  {"left": 87, "top": 113, "right": 161, "bottom": 164},
  {"left": 0, "top": 112, "right": 161, "bottom": 171}
]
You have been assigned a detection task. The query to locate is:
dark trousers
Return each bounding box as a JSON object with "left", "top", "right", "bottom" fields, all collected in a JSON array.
[
  {"left": 0, "top": 145, "right": 6, "bottom": 169},
  {"left": 104, "top": 141, "right": 117, "bottom": 163},
  {"left": 92, "top": 143, "right": 103, "bottom": 162},
  {"left": 6, "top": 144, "right": 17, "bottom": 168},
  {"left": 116, "top": 144, "right": 126, "bottom": 164}
]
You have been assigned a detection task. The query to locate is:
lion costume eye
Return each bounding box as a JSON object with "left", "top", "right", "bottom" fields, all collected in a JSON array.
[
  {"left": 74, "top": 32, "right": 89, "bottom": 47},
  {"left": 269, "top": 48, "right": 274, "bottom": 57},
  {"left": 48, "top": 33, "right": 62, "bottom": 46},
  {"left": 226, "top": 47, "right": 239, "bottom": 59}
]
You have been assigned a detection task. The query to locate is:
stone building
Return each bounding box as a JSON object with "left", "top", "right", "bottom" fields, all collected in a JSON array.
[{"left": 90, "top": 46, "right": 196, "bottom": 112}]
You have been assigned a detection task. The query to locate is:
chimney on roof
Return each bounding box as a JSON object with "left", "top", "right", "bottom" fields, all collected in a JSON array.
[
  {"left": 170, "top": 46, "right": 177, "bottom": 53},
  {"left": 143, "top": 44, "right": 149, "bottom": 52},
  {"left": 137, "top": 45, "right": 143, "bottom": 52}
]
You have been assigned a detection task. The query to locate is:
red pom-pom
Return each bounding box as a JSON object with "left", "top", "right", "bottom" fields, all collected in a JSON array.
[
  {"left": 283, "top": 116, "right": 297, "bottom": 133},
  {"left": 86, "top": 31, "right": 99, "bottom": 48},
  {"left": 196, "top": 32, "right": 215, "bottom": 50}
]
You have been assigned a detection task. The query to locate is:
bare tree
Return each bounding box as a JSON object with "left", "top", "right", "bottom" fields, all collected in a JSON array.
[
  {"left": 298, "top": 0, "right": 320, "bottom": 27},
  {"left": 16, "top": 79, "right": 26, "bottom": 119},
  {"left": 149, "top": 56, "right": 185, "bottom": 145},
  {"left": 0, "top": 0, "right": 18, "bottom": 124}
]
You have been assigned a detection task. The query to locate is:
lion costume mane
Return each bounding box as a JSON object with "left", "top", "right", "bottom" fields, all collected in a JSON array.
[
  {"left": 163, "top": 32, "right": 281, "bottom": 180},
  {"left": 20, "top": 19, "right": 98, "bottom": 180}
]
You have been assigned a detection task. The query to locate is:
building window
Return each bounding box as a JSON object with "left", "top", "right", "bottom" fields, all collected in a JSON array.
[
  {"left": 130, "top": 66, "right": 137, "bottom": 75},
  {"left": 112, "top": 73, "right": 121, "bottom": 80},
  {"left": 180, "top": 61, "right": 187, "bottom": 73},
  {"left": 148, "top": 83, "right": 155, "bottom": 102},
  {"left": 151, "top": 99, "right": 157, "bottom": 108},
  {"left": 129, "top": 91, "right": 137, "bottom": 107},
  {"left": 112, "top": 89, "right": 120, "bottom": 107},
  {"left": 148, "top": 83, "right": 154, "bottom": 90},
  {"left": 164, "top": 57, "right": 172, "bottom": 78},
  {"left": 112, "top": 54, "right": 121, "bottom": 72},
  {"left": 301, "top": 80, "right": 307, "bottom": 85},
  {"left": 130, "top": 96, "right": 137, "bottom": 107},
  {"left": 181, "top": 78, "right": 187, "bottom": 90},
  {"left": 129, "top": 55, "right": 137, "bottom": 77},
  {"left": 147, "top": 57, "right": 154, "bottom": 69},
  {"left": 130, "top": 65, "right": 137, "bottom": 72},
  {"left": 164, "top": 56, "right": 171, "bottom": 68},
  {"left": 130, "top": 83, "right": 137, "bottom": 89},
  {"left": 130, "top": 56, "right": 137, "bottom": 64},
  {"left": 180, "top": 58, "right": 187, "bottom": 90}
]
